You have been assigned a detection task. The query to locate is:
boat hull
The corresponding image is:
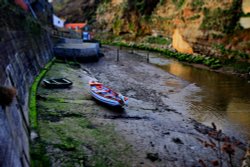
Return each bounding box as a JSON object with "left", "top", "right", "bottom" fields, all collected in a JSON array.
[
  {"left": 42, "top": 78, "right": 73, "bottom": 89},
  {"left": 89, "top": 81, "right": 128, "bottom": 107},
  {"left": 90, "top": 91, "right": 122, "bottom": 107}
]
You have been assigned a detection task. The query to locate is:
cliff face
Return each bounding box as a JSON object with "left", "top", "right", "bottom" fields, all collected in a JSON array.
[
  {"left": 0, "top": 3, "right": 53, "bottom": 167},
  {"left": 54, "top": 0, "right": 250, "bottom": 58},
  {"left": 52, "top": 0, "right": 101, "bottom": 23}
]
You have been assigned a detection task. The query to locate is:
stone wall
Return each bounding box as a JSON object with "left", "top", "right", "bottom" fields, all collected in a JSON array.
[{"left": 0, "top": 7, "right": 54, "bottom": 167}]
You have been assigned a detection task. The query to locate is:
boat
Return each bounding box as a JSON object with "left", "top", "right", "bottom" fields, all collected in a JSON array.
[
  {"left": 42, "top": 78, "right": 73, "bottom": 88},
  {"left": 89, "top": 80, "right": 128, "bottom": 107}
]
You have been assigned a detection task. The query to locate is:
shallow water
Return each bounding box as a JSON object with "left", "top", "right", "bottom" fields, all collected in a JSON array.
[{"left": 150, "top": 54, "right": 250, "bottom": 140}]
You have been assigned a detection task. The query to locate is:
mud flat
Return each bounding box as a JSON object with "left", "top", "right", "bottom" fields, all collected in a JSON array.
[{"left": 32, "top": 46, "right": 247, "bottom": 167}]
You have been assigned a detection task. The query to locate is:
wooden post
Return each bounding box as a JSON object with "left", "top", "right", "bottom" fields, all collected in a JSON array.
[
  {"left": 147, "top": 52, "right": 149, "bottom": 63},
  {"left": 117, "top": 49, "right": 119, "bottom": 62}
]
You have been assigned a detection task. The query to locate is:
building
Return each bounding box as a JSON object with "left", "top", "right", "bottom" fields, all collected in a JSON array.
[
  {"left": 64, "top": 23, "right": 86, "bottom": 32},
  {"left": 53, "top": 14, "right": 65, "bottom": 28},
  {"left": 14, "top": 0, "right": 28, "bottom": 11}
]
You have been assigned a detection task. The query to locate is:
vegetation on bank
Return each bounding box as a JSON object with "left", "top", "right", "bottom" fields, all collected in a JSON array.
[
  {"left": 97, "top": 34, "right": 250, "bottom": 74},
  {"left": 101, "top": 40, "right": 223, "bottom": 69}
]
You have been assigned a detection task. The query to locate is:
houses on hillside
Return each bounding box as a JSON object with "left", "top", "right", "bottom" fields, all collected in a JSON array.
[
  {"left": 64, "top": 23, "right": 87, "bottom": 32},
  {"left": 14, "top": 0, "right": 92, "bottom": 39},
  {"left": 53, "top": 18, "right": 92, "bottom": 40},
  {"left": 52, "top": 14, "right": 65, "bottom": 28}
]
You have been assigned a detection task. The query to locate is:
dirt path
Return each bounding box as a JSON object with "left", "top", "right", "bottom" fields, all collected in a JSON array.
[{"left": 34, "top": 46, "right": 246, "bottom": 167}]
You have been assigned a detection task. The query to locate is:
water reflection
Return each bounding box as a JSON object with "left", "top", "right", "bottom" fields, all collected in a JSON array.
[{"left": 156, "top": 59, "right": 250, "bottom": 139}]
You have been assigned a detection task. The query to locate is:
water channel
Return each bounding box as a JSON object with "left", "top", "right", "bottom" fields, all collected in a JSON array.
[{"left": 148, "top": 53, "right": 250, "bottom": 140}]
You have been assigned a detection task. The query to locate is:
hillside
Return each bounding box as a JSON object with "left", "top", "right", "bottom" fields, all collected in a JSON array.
[{"left": 53, "top": 0, "right": 250, "bottom": 69}]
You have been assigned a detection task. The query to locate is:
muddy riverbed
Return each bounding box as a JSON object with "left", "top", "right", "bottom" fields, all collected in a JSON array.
[{"left": 34, "top": 46, "right": 247, "bottom": 167}]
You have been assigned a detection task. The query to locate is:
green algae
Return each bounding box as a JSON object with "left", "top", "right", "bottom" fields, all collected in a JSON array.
[
  {"left": 29, "top": 60, "right": 55, "bottom": 167},
  {"left": 29, "top": 58, "right": 55, "bottom": 130},
  {"left": 31, "top": 61, "right": 134, "bottom": 166},
  {"left": 38, "top": 117, "right": 132, "bottom": 166}
]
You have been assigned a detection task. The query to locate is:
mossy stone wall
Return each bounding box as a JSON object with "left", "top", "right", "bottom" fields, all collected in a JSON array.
[{"left": 0, "top": 6, "right": 54, "bottom": 167}]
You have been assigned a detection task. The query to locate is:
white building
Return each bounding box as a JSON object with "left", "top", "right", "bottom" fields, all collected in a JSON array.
[{"left": 53, "top": 14, "right": 65, "bottom": 28}]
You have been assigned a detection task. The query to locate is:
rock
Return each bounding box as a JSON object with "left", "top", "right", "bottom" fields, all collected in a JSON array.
[
  {"left": 163, "top": 132, "right": 170, "bottom": 135},
  {"left": 172, "top": 137, "right": 184, "bottom": 144},
  {"left": 30, "top": 131, "right": 39, "bottom": 141},
  {"left": 0, "top": 86, "right": 16, "bottom": 106},
  {"left": 146, "top": 153, "right": 159, "bottom": 162}
]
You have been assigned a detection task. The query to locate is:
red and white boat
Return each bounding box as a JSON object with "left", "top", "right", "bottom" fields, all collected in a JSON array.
[{"left": 89, "top": 81, "right": 128, "bottom": 107}]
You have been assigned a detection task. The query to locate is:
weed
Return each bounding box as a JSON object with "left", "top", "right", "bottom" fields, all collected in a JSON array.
[
  {"left": 146, "top": 36, "right": 171, "bottom": 45},
  {"left": 213, "top": 44, "right": 249, "bottom": 60},
  {"left": 187, "top": 14, "right": 200, "bottom": 20},
  {"left": 191, "top": 0, "right": 204, "bottom": 11},
  {"left": 172, "top": 0, "right": 185, "bottom": 9}
]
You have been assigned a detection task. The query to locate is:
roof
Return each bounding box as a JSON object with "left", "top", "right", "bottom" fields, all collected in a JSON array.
[
  {"left": 65, "top": 23, "right": 86, "bottom": 29},
  {"left": 15, "top": 0, "right": 28, "bottom": 11}
]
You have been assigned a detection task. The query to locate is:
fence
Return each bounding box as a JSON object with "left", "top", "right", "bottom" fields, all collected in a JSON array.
[
  {"left": 115, "top": 46, "right": 150, "bottom": 63},
  {"left": 51, "top": 28, "right": 81, "bottom": 39}
]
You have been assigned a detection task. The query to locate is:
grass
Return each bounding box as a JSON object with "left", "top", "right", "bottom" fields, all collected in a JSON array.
[
  {"left": 172, "top": 0, "right": 185, "bottom": 9},
  {"left": 187, "top": 14, "right": 200, "bottom": 20},
  {"left": 201, "top": 0, "right": 242, "bottom": 33},
  {"left": 191, "top": 0, "right": 204, "bottom": 11},
  {"left": 213, "top": 44, "right": 249, "bottom": 60},
  {"left": 201, "top": 8, "right": 225, "bottom": 31},
  {"left": 146, "top": 36, "right": 172, "bottom": 45}
]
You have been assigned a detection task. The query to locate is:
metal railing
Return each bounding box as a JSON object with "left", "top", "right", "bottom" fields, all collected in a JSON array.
[{"left": 51, "top": 28, "right": 81, "bottom": 39}]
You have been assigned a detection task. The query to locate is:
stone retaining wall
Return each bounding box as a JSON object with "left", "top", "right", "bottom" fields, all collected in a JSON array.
[{"left": 0, "top": 25, "right": 53, "bottom": 167}]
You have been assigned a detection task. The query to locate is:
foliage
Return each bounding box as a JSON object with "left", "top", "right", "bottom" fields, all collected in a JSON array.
[
  {"left": 126, "top": 0, "right": 160, "bottom": 16},
  {"left": 159, "top": 0, "right": 165, "bottom": 6},
  {"left": 230, "top": 62, "right": 250, "bottom": 73},
  {"left": 53, "top": 0, "right": 71, "bottom": 13},
  {"left": 187, "top": 14, "right": 200, "bottom": 20},
  {"left": 213, "top": 44, "right": 249, "bottom": 60},
  {"left": 201, "top": 0, "right": 243, "bottom": 33},
  {"left": 191, "top": 0, "right": 204, "bottom": 11},
  {"left": 128, "top": 22, "right": 136, "bottom": 32},
  {"left": 112, "top": 18, "right": 123, "bottom": 35},
  {"left": 201, "top": 7, "right": 225, "bottom": 32},
  {"left": 223, "top": 0, "right": 243, "bottom": 34},
  {"left": 96, "top": 1, "right": 109, "bottom": 15},
  {"left": 172, "top": 0, "right": 185, "bottom": 9},
  {"left": 146, "top": 36, "right": 171, "bottom": 45}
]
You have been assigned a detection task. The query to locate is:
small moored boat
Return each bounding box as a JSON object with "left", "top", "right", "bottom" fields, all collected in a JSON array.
[
  {"left": 89, "top": 81, "right": 128, "bottom": 107},
  {"left": 42, "top": 78, "right": 73, "bottom": 88}
]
